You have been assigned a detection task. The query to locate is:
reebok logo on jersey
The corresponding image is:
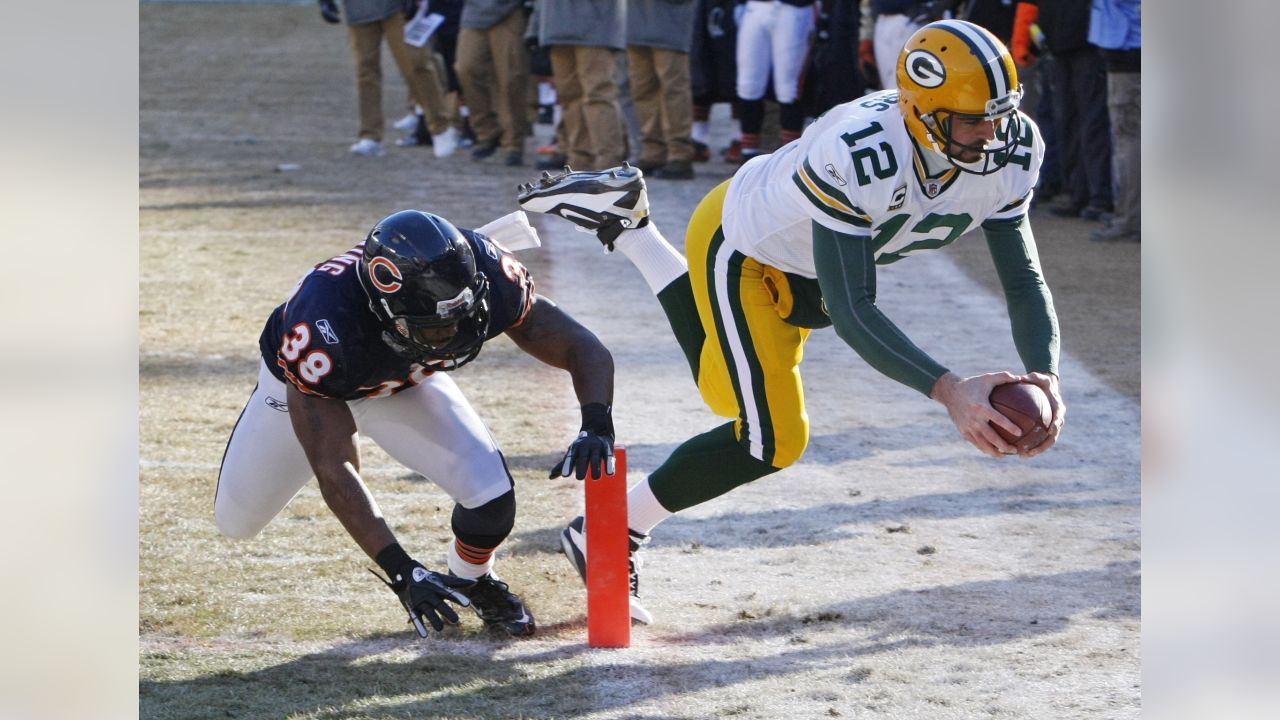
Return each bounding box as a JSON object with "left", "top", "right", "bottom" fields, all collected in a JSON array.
[
  {"left": 265, "top": 396, "right": 289, "bottom": 412},
  {"left": 316, "top": 319, "right": 340, "bottom": 345},
  {"left": 906, "top": 50, "right": 946, "bottom": 88},
  {"left": 824, "top": 163, "right": 847, "bottom": 186}
]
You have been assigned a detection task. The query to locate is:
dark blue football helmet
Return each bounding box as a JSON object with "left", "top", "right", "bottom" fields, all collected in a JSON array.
[{"left": 357, "top": 210, "right": 490, "bottom": 370}]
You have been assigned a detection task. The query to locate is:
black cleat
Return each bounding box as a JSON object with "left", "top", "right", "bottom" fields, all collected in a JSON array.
[
  {"left": 560, "top": 515, "right": 654, "bottom": 624},
  {"left": 516, "top": 164, "right": 650, "bottom": 250},
  {"left": 458, "top": 572, "right": 536, "bottom": 637}
]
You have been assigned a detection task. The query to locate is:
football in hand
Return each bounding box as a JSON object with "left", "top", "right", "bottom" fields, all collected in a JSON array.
[{"left": 988, "top": 381, "right": 1052, "bottom": 454}]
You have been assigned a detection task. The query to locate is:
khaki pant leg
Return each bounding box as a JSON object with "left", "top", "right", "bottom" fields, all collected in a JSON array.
[
  {"left": 348, "top": 22, "right": 385, "bottom": 141},
  {"left": 386, "top": 15, "right": 452, "bottom": 135},
  {"left": 576, "top": 46, "right": 625, "bottom": 168},
  {"left": 654, "top": 48, "right": 694, "bottom": 163},
  {"left": 628, "top": 46, "right": 666, "bottom": 165},
  {"left": 456, "top": 28, "right": 501, "bottom": 145},
  {"left": 490, "top": 10, "right": 531, "bottom": 153},
  {"left": 551, "top": 45, "right": 591, "bottom": 168}
]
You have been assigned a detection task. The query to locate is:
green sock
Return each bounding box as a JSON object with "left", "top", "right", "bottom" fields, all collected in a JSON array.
[
  {"left": 656, "top": 274, "right": 705, "bottom": 382},
  {"left": 647, "top": 422, "right": 781, "bottom": 512}
]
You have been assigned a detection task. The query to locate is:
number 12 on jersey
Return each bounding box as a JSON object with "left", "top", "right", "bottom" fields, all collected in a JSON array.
[{"left": 840, "top": 122, "right": 898, "bottom": 187}]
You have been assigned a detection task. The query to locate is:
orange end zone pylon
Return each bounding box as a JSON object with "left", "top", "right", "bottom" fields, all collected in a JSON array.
[{"left": 585, "top": 445, "right": 630, "bottom": 648}]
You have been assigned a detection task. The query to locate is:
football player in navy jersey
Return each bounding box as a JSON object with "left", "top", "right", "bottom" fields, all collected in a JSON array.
[{"left": 216, "top": 209, "right": 616, "bottom": 638}]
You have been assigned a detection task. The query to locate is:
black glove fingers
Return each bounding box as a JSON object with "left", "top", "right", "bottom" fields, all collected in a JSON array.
[
  {"left": 588, "top": 447, "right": 603, "bottom": 480},
  {"left": 549, "top": 447, "right": 572, "bottom": 478},
  {"left": 437, "top": 603, "right": 461, "bottom": 626},
  {"left": 420, "top": 607, "right": 446, "bottom": 632}
]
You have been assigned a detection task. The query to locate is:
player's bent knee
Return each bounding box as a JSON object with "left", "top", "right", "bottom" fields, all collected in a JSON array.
[{"left": 451, "top": 489, "right": 516, "bottom": 549}]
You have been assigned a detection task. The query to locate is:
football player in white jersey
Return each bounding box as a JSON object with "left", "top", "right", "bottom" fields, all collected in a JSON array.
[{"left": 520, "top": 19, "right": 1064, "bottom": 624}]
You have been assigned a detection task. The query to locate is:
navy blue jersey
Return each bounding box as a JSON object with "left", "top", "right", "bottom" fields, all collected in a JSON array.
[{"left": 258, "top": 229, "right": 535, "bottom": 400}]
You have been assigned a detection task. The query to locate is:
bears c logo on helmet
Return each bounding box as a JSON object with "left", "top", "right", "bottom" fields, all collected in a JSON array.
[
  {"left": 905, "top": 50, "right": 946, "bottom": 88},
  {"left": 368, "top": 256, "right": 403, "bottom": 293}
]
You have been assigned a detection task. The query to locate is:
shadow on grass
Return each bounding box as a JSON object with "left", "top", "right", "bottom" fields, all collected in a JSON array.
[
  {"left": 139, "top": 560, "right": 1137, "bottom": 719},
  {"left": 502, "top": 478, "right": 1135, "bottom": 554}
]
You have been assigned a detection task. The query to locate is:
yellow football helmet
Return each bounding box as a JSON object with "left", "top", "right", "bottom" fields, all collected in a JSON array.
[{"left": 896, "top": 19, "right": 1024, "bottom": 175}]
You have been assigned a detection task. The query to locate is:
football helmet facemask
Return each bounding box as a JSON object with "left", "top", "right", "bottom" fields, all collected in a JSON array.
[
  {"left": 897, "top": 19, "right": 1024, "bottom": 175},
  {"left": 357, "top": 210, "right": 491, "bottom": 370}
]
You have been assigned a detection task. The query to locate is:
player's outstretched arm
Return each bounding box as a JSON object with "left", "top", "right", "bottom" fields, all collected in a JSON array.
[
  {"left": 982, "top": 216, "right": 1064, "bottom": 455},
  {"left": 286, "top": 383, "right": 398, "bottom": 558},
  {"left": 812, "top": 222, "right": 1021, "bottom": 457},
  {"left": 286, "top": 383, "right": 474, "bottom": 636},
  {"left": 812, "top": 222, "right": 949, "bottom": 396},
  {"left": 505, "top": 296, "right": 617, "bottom": 479}
]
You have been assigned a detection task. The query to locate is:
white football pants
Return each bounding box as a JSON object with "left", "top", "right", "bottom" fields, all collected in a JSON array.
[
  {"left": 215, "top": 361, "right": 512, "bottom": 539},
  {"left": 873, "top": 13, "right": 922, "bottom": 90},
  {"left": 735, "top": 0, "right": 816, "bottom": 104}
]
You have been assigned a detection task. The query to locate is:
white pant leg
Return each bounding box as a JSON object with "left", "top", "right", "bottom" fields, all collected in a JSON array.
[
  {"left": 215, "top": 362, "right": 315, "bottom": 539},
  {"left": 351, "top": 371, "right": 511, "bottom": 510},
  {"left": 770, "top": 2, "right": 815, "bottom": 104},
  {"left": 874, "top": 14, "right": 920, "bottom": 90},
  {"left": 735, "top": 1, "right": 775, "bottom": 101}
]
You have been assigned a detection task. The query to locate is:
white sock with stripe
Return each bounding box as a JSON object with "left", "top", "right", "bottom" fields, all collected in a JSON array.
[
  {"left": 613, "top": 223, "right": 688, "bottom": 295},
  {"left": 626, "top": 478, "right": 674, "bottom": 536},
  {"left": 446, "top": 539, "right": 494, "bottom": 579}
]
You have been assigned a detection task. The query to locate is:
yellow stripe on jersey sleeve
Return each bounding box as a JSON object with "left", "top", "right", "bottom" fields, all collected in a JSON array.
[{"left": 792, "top": 160, "right": 872, "bottom": 228}]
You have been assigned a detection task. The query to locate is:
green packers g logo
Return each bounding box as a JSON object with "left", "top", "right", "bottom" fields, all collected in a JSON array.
[{"left": 905, "top": 50, "right": 946, "bottom": 88}]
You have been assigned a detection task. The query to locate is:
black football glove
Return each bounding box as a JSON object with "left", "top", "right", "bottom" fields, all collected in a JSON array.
[
  {"left": 372, "top": 562, "right": 475, "bottom": 637},
  {"left": 318, "top": 0, "right": 341, "bottom": 24},
  {"left": 550, "top": 402, "right": 615, "bottom": 480}
]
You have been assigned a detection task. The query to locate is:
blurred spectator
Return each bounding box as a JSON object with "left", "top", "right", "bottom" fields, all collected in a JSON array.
[
  {"left": 455, "top": 0, "right": 531, "bottom": 166},
  {"left": 1010, "top": 1, "right": 1064, "bottom": 204},
  {"left": 331, "top": 0, "right": 462, "bottom": 158},
  {"left": 528, "top": 0, "right": 628, "bottom": 170},
  {"left": 804, "top": 0, "right": 867, "bottom": 119},
  {"left": 1088, "top": 0, "right": 1140, "bottom": 243},
  {"left": 959, "top": 0, "right": 1014, "bottom": 38},
  {"left": 627, "top": 0, "right": 700, "bottom": 179},
  {"left": 734, "top": 0, "right": 817, "bottom": 162},
  {"left": 858, "top": 0, "right": 878, "bottom": 89},
  {"left": 395, "top": 14, "right": 468, "bottom": 150},
  {"left": 617, "top": 53, "right": 645, "bottom": 166},
  {"left": 429, "top": 0, "right": 475, "bottom": 147},
  {"left": 964, "top": 0, "right": 1063, "bottom": 203},
  {"left": 1014, "top": 0, "right": 1112, "bottom": 220},
  {"left": 860, "top": 1, "right": 958, "bottom": 91},
  {"left": 690, "top": 0, "right": 743, "bottom": 162}
]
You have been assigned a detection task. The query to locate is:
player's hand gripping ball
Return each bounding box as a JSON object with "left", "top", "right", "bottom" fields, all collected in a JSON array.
[{"left": 988, "top": 381, "right": 1052, "bottom": 454}]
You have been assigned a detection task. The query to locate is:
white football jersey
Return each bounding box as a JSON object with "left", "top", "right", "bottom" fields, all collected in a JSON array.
[{"left": 721, "top": 90, "right": 1044, "bottom": 278}]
